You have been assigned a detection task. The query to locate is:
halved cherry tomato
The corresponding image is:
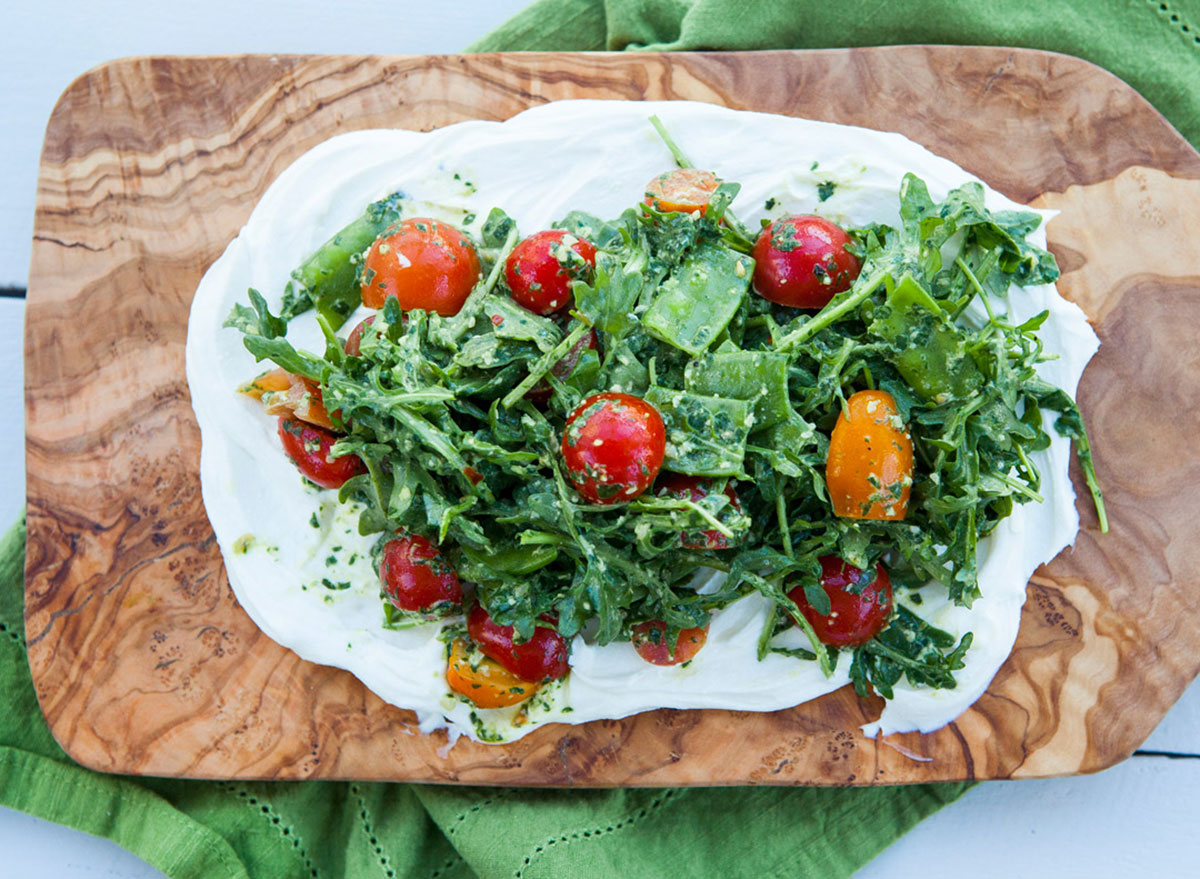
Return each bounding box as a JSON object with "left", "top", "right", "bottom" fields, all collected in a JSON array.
[
  {"left": 505, "top": 230, "right": 597, "bottom": 315},
  {"left": 361, "top": 218, "right": 481, "bottom": 315},
  {"left": 379, "top": 532, "right": 462, "bottom": 613},
  {"left": 644, "top": 168, "right": 720, "bottom": 215},
  {"left": 240, "top": 369, "right": 334, "bottom": 429},
  {"left": 466, "top": 604, "right": 569, "bottom": 682},
  {"left": 653, "top": 473, "right": 741, "bottom": 550},
  {"left": 631, "top": 620, "right": 709, "bottom": 666},
  {"left": 446, "top": 638, "right": 540, "bottom": 708},
  {"left": 526, "top": 326, "right": 600, "bottom": 405},
  {"left": 561, "top": 393, "right": 665, "bottom": 505},
  {"left": 788, "top": 556, "right": 893, "bottom": 647},
  {"left": 239, "top": 368, "right": 294, "bottom": 400},
  {"left": 277, "top": 417, "right": 365, "bottom": 489},
  {"left": 826, "top": 390, "right": 913, "bottom": 520},
  {"left": 752, "top": 215, "right": 860, "bottom": 309},
  {"left": 344, "top": 315, "right": 375, "bottom": 357}
]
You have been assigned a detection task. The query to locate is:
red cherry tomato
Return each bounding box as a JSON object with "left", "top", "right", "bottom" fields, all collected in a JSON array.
[
  {"left": 276, "top": 417, "right": 365, "bottom": 489},
  {"left": 654, "top": 473, "right": 741, "bottom": 550},
  {"left": 379, "top": 532, "right": 462, "bottom": 613},
  {"left": 526, "top": 326, "right": 600, "bottom": 405},
  {"left": 361, "top": 218, "right": 481, "bottom": 315},
  {"left": 787, "top": 556, "right": 893, "bottom": 648},
  {"left": 466, "top": 604, "right": 570, "bottom": 682},
  {"left": 505, "top": 230, "right": 597, "bottom": 315},
  {"left": 344, "top": 315, "right": 375, "bottom": 356},
  {"left": 561, "top": 393, "right": 666, "bottom": 505},
  {"left": 644, "top": 168, "right": 720, "bottom": 215},
  {"left": 752, "top": 215, "right": 861, "bottom": 309},
  {"left": 631, "top": 620, "right": 709, "bottom": 666}
]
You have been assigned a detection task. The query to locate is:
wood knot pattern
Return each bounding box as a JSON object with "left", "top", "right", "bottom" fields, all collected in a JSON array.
[{"left": 24, "top": 48, "right": 1200, "bottom": 785}]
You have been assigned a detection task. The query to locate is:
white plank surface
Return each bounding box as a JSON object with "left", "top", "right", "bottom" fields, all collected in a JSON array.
[
  {"left": 857, "top": 755, "right": 1200, "bottom": 878},
  {"left": 0, "top": 806, "right": 165, "bottom": 879},
  {"left": 5, "top": 3, "right": 1197, "bottom": 876},
  {"left": 1, "top": 0, "right": 531, "bottom": 287}
]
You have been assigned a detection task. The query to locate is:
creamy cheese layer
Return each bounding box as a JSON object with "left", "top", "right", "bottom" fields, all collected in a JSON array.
[{"left": 186, "top": 100, "right": 1098, "bottom": 745}]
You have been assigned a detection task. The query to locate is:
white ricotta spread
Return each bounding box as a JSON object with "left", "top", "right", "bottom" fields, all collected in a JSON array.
[{"left": 185, "top": 100, "right": 1099, "bottom": 745}]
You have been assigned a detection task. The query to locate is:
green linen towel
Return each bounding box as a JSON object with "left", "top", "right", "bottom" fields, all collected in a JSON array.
[
  {"left": 7, "top": 2, "right": 1199, "bottom": 876},
  {"left": 2, "top": 507, "right": 964, "bottom": 877},
  {"left": 470, "top": 0, "right": 1200, "bottom": 147}
]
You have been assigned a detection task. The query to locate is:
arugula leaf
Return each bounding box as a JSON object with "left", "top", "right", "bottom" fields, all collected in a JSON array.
[
  {"left": 480, "top": 207, "right": 516, "bottom": 248},
  {"left": 645, "top": 387, "right": 751, "bottom": 477},
  {"left": 224, "top": 288, "right": 287, "bottom": 339},
  {"left": 849, "top": 606, "right": 973, "bottom": 699}
]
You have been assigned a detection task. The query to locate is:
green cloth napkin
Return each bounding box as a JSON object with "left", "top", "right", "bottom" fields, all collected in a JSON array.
[
  {"left": 471, "top": 0, "right": 1200, "bottom": 147},
  {"left": 6, "top": 2, "right": 1199, "bottom": 876},
  {"left": 2, "top": 513, "right": 964, "bottom": 877}
]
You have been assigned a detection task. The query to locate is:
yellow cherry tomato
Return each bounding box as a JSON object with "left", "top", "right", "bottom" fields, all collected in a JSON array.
[
  {"left": 826, "top": 390, "right": 913, "bottom": 520},
  {"left": 445, "top": 638, "right": 539, "bottom": 709},
  {"left": 643, "top": 168, "right": 720, "bottom": 214}
]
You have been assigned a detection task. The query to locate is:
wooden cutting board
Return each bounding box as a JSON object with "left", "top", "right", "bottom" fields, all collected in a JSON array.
[{"left": 25, "top": 48, "right": 1200, "bottom": 785}]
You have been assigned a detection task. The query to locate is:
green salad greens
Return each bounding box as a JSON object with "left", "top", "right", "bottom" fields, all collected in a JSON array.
[{"left": 226, "top": 122, "right": 1104, "bottom": 700}]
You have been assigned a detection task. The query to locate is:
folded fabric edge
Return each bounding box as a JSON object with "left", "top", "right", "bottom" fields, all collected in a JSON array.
[
  {"left": 0, "top": 746, "right": 249, "bottom": 879},
  {"left": 466, "top": 0, "right": 608, "bottom": 52}
]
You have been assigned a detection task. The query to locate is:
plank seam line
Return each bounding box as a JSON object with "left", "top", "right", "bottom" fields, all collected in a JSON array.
[
  {"left": 1146, "top": 0, "right": 1200, "bottom": 45},
  {"left": 222, "top": 783, "right": 319, "bottom": 878},
  {"left": 514, "top": 789, "right": 680, "bottom": 879},
  {"left": 1133, "top": 749, "right": 1200, "bottom": 760},
  {"left": 350, "top": 783, "right": 397, "bottom": 879}
]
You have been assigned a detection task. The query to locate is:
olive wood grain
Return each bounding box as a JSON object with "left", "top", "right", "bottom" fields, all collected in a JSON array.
[{"left": 25, "top": 48, "right": 1200, "bottom": 784}]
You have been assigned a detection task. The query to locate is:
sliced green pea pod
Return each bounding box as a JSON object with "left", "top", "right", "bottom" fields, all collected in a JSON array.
[
  {"left": 870, "top": 273, "right": 982, "bottom": 402},
  {"left": 685, "top": 350, "right": 791, "bottom": 430},
  {"left": 642, "top": 243, "right": 753, "bottom": 356},
  {"left": 286, "top": 192, "right": 405, "bottom": 330}
]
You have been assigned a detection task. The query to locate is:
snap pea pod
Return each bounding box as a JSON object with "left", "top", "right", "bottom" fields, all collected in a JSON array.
[
  {"left": 685, "top": 349, "right": 792, "bottom": 429},
  {"left": 641, "top": 243, "right": 752, "bottom": 356},
  {"left": 459, "top": 544, "right": 559, "bottom": 580},
  {"left": 282, "top": 191, "right": 405, "bottom": 330}
]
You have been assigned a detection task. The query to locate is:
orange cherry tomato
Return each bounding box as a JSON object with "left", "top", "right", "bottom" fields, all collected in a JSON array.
[
  {"left": 361, "top": 218, "right": 481, "bottom": 315},
  {"left": 631, "top": 621, "right": 709, "bottom": 666},
  {"left": 240, "top": 368, "right": 334, "bottom": 430},
  {"left": 445, "top": 639, "right": 540, "bottom": 709},
  {"left": 825, "top": 390, "right": 913, "bottom": 520},
  {"left": 644, "top": 168, "right": 720, "bottom": 215}
]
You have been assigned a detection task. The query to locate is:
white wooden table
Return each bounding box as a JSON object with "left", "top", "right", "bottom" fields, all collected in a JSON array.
[{"left": 3, "top": 2, "right": 1197, "bottom": 876}]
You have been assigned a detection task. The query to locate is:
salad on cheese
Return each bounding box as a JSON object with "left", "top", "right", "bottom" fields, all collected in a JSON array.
[{"left": 189, "top": 101, "right": 1103, "bottom": 744}]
